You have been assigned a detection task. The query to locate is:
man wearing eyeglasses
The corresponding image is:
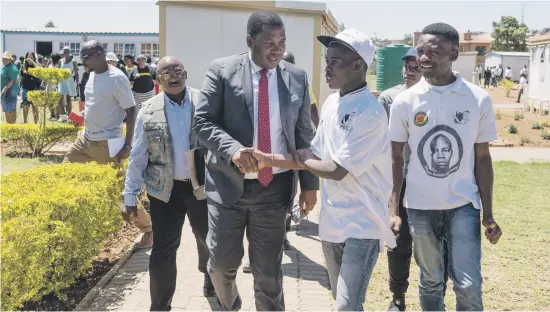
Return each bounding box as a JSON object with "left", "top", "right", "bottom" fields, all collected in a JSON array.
[{"left": 123, "top": 56, "right": 215, "bottom": 311}]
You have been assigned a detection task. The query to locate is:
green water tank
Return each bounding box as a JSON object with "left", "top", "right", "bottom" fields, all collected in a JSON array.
[{"left": 376, "top": 44, "right": 411, "bottom": 92}]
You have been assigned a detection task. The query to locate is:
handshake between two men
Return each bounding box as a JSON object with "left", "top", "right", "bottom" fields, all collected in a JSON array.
[
  {"left": 231, "top": 147, "right": 318, "bottom": 212},
  {"left": 231, "top": 147, "right": 315, "bottom": 174}
]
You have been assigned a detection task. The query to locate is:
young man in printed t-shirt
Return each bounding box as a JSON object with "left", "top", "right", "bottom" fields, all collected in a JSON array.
[
  {"left": 245, "top": 28, "right": 396, "bottom": 311},
  {"left": 388, "top": 23, "right": 503, "bottom": 311}
]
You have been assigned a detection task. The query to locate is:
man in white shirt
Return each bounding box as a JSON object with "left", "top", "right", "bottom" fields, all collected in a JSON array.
[
  {"left": 520, "top": 65, "right": 528, "bottom": 77},
  {"left": 505, "top": 66, "right": 513, "bottom": 80},
  {"left": 388, "top": 23, "right": 503, "bottom": 311},
  {"left": 249, "top": 28, "right": 397, "bottom": 310},
  {"left": 64, "top": 41, "right": 153, "bottom": 249}
]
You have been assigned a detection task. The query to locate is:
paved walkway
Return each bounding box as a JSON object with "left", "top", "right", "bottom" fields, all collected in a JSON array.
[
  {"left": 84, "top": 208, "right": 334, "bottom": 311},
  {"left": 82, "top": 150, "right": 550, "bottom": 311}
]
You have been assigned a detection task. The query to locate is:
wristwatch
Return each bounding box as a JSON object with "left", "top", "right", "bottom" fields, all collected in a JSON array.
[{"left": 123, "top": 144, "right": 132, "bottom": 151}]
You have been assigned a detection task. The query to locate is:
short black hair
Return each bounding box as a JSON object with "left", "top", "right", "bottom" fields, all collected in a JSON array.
[
  {"left": 50, "top": 53, "right": 61, "bottom": 64},
  {"left": 247, "top": 10, "right": 284, "bottom": 38},
  {"left": 124, "top": 54, "right": 134, "bottom": 60},
  {"left": 421, "top": 23, "right": 460, "bottom": 46}
]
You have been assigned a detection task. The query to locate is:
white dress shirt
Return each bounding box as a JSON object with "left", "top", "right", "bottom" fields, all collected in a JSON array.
[{"left": 245, "top": 53, "right": 288, "bottom": 179}]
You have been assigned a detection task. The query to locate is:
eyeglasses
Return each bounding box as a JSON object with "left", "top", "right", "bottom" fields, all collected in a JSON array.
[
  {"left": 404, "top": 64, "right": 420, "bottom": 72},
  {"left": 81, "top": 51, "right": 99, "bottom": 61},
  {"left": 159, "top": 70, "right": 185, "bottom": 80}
]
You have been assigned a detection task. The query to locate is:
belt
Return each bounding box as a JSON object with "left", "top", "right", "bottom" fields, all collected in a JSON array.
[{"left": 174, "top": 179, "right": 191, "bottom": 183}]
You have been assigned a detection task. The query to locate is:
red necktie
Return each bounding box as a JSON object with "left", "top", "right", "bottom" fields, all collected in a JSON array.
[{"left": 257, "top": 69, "right": 273, "bottom": 187}]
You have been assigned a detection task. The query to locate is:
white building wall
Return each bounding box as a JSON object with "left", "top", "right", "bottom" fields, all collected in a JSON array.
[
  {"left": 502, "top": 55, "right": 530, "bottom": 81},
  {"left": 454, "top": 52, "right": 477, "bottom": 83},
  {"left": 528, "top": 44, "right": 550, "bottom": 101},
  {"left": 3, "top": 32, "right": 158, "bottom": 80},
  {"left": 484, "top": 54, "right": 501, "bottom": 69},
  {"left": 165, "top": 4, "right": 314, "bottom": 90}
]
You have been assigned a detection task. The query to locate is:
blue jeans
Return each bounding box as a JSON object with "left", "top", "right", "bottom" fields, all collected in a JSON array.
[
  {"left": 322, "top": 238, "right": 379, "bottom": 311},
  {"left": 408, "top": 203, "right": 483, "bottom": 311}
]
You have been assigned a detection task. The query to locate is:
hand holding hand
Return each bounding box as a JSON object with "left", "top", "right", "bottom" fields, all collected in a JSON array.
[
  {"left": 293, "top": 148, "right": 315, "bottom": 167},
  {"left": 232, "top": 147, "right": 260, "bottom": 173}
]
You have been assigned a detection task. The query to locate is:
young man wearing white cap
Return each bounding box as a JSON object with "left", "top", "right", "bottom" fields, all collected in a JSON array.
[{"left": 292, "top": 28, "right": 396, "bottom": 310}]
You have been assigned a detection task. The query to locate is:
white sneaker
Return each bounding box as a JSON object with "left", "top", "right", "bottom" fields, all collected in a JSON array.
[{"left": 57, "top": 115, "right": 68, "bottom": 122}]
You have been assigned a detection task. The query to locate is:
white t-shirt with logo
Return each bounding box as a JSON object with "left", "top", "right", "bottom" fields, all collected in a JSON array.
[
  {"left": 310, "top": 86, "right": 396, "bottom": 249},
  {"left": 389, "top": 73, "right": 497, "bottom": 210}
]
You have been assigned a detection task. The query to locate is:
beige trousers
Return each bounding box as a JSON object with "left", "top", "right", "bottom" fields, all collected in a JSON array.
[{"left": 63, "top": 131, "right": 152, "bottom": 233}]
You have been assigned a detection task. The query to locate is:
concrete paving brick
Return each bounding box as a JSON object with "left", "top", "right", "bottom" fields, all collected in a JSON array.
[{"left": 86, "top": 210, "right": 335, "bottom": 311}]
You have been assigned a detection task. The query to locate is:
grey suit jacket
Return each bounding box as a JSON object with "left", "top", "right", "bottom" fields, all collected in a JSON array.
[{"left": 193, "top": 53, "right": 319, "bottom": 207}]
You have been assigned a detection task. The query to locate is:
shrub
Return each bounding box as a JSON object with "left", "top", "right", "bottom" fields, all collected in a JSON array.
[
  {"left": 514, "top": 110, "right": 524, "bottom": 121},
  {"left": 542, "top": 129, "right": 550, "bottom": 140},
  {"left": 542, "top": 121, "right": 550, "bottom": 128},
  {"left": 519, "top": 136, "right": 531, "bottom": 146},
  {"left": 495, "top": 110, "right": 502, "bottom": 120},
  {"left": 1, "top": 163, "right": 123, "bottom": 311},
  {"left": 499, "top": 79, "right": 516, "bottom": 97},
  {"left": 506, "top": 124, "right": 518, "bottom": 134},
  {"left": 27, "top": 67, "right": 71, "bottom": 128},
  {"left": 1, "top": 124, "right": 80, "bottom": 156},
  {"left": 532, "top": 122, "right": 544, "bottom": 130}
]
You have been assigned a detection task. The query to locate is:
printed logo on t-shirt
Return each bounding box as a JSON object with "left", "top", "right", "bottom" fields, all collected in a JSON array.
[
  {"left": 417, "top": 125, "right": 464, "bottom": 179},
  {"left": 414, "top": 111, "right": 428, "bottom": 127},
  {"left": 339, "top": 111, "right": 355, "bottom": 131},
  {"left": 453, "top": 110, "right": 471, "bottom": 125}
]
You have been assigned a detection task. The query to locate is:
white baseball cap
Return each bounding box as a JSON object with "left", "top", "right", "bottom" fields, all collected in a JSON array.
[
  {"left": 106, "top": 52, "right": 118, "bottom": 62},
  {"left": 317, "top": 28, "right": 375, "bottom": 68}
]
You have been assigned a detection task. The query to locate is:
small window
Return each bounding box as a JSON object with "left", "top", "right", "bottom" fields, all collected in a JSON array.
[
  {"left": 59, "top": 42, "right": 80, "bottom": 55},
  {"left": 102, "top": 43, "right": 109, "bottom": 51},
  {"left": 141, "top": 43, "right": 160, "bottom": 58},
  {"left": 475, "top": 46, "right": 486, "bottom": 56},
  {"left": 114, "top": 43, "right": 135, "bottom": 56}
]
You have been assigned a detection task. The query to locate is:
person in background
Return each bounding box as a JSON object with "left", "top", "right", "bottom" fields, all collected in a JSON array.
[
  {"left": 124, "top": 54, "right": 136, "bottom": 75},
  {"left": 146, "top": 56, "right": 152, "bottom": 66},
  {"left": 129, "top": 54, "right": 156, "bottom": 112},
  {"left": 64, "top": 41, "right": 153, "bottom": 250},
  {"left": 517, "top": 73, "right": 527, "bottom": 103},
  {"left": 48, "top": 53, "right": 62, "bottom": 120},
  {"left": 484, "top": 66, "right": 491, "bottom": 88},
  {"left": 491, "top": 66, "right": 497, "bottom": 87},
  {"left": 505, "top": 66, "right": 513, "bottom": 81},
  {"left": 151, "top": 58, "right": 160, "bottom": 71},
  {"left": 18, "top": 56, "right": 24, "bottom": 69},
  {"left": 12, "top": 54, "right": 21, "bottom": 71},
  {"left": 477, "top": 65, "right": 483, "bottom": 85},
  {"left": 58, "top": 46, "right": 79, "bottom": 121},
  {"left": 520, "top": 65, "right": 528, "bottom": 78},
  {"left": 388, "top": 23, "right": 502, "bottom": 311},
  {"left": 123, "top": 56, "right": 215, "bottom": 310},
  {"left": 79, "top": 63, "right": 91, "bottom": 103},
  {"left": 20, "top": 52, "right": 42, "bottom": 124},
  {"left": 106, "top": 52, "right": 127, "bottom": 76},
  {"left": 1, "top": 51, "right": 20, "bottom": 124}
]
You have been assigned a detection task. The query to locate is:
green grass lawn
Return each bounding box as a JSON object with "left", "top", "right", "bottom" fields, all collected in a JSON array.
[{"left": 365, "top": 161, "right": 550, "bottom": 310}]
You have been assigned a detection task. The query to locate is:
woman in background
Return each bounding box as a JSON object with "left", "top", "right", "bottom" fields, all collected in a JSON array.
[
  {"left": 20, "top": 52, "right": 42, "bottom": 124},
  {"left": 129, "top": 54, "right": 155, "bottom": 112},
  {"left": 57, "top": 46, "right": 78, "bottom": 122},
  {"left": 48, "top": 53, "right": 62, "bottom": 120}
]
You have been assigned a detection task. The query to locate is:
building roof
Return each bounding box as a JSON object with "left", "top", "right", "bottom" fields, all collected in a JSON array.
[
  {"left": 528, "top": 33, "right": 550, "bottom": 44},
  {"left": 484, "top": 51, "right": 531, "bottom": 58},
  {"left": 1, "top": 28, "right": 158, "bottom": 36},
  {"left": 157, "top": 0, "right": 340, "bottom": 32},
  {"left": 460, "top": 32, "right": 492, "bottom": 44}
]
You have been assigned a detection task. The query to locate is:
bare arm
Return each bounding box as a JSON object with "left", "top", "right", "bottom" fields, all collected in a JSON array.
[
  {"left": 310, "top": 104, "right": 320, "bottom": 128},
  {"left": 302, "top": 157, "right": 348, "bottom": 181},
  {"left": 73, "top": 60, "right": 79, "bottom": 83},
  {"left": 389, "top": 141, "right": 406, "bottom": 216},
  {"left": 474, "top": 142, "right": 493, "bottom": 219},
  {"left": 124, "top": 107, "right": 136, "bottom": 146}
]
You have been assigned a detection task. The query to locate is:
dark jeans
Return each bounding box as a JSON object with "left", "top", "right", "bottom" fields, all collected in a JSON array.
[
  {"left": 207, "top": 171, "right": 293, "bottom": 311},
  {"left": 387, "top": 179, "right": 449, "bottom": 297},
  {"left": 148, "top": 180, "right": 209, "bottom": 311},
  {"left": 517, "top": 89, "right": 524, "bottom": 102}
]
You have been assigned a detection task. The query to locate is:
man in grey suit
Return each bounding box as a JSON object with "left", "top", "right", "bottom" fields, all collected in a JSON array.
[{"left": 193, "top": 10, "right": 319, "bottom": 311}]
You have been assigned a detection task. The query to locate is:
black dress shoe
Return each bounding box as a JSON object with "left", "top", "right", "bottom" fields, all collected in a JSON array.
[
  {"left": 283, "top": 238, "right": 291, "bottom": 250},
  {"left": 203, "top": 273, "right": 216, "bottom": 297}
]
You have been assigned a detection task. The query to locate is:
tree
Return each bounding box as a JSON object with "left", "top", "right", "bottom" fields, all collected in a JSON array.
[
  {"left": 491, "top": 16, "right": 529, "bottom": 52},
  {"left": 404, "top": 34, "right": 413, "bottom": 46},
  {"left": 45, "top": 20, "right": 56, "bottom": 28}
]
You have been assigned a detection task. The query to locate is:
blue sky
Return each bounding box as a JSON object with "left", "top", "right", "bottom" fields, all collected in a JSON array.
[{"left": 1, "top": 0, "right": 549, "bottom": 39}]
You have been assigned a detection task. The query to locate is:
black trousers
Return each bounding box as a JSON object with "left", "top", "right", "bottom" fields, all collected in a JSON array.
[
  {"left": 387, "top": 179, "right": 450, "bottom": 297},
  {"left": 517, "top": 89, "right": 524, "bottom": 102},
  {"left": 148, "top": 180, "right": 209, "bottom": 311}
]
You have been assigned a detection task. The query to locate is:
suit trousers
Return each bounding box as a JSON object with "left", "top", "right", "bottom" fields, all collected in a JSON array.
[
  {"left": 148, "top": 180, "right": 209, "bottom": 311},
  {"left": 207, "top": 170, "right": 294, "bottom": 311}
]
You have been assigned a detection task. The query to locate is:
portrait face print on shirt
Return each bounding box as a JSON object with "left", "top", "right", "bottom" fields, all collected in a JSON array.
[{"left": 417, "top": 125, "right": 463, "bottom": 178}]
